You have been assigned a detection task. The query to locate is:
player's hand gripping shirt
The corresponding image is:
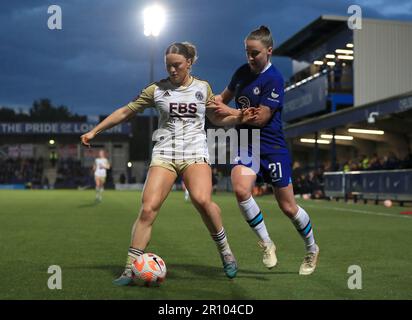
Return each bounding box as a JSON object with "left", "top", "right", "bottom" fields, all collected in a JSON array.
[{"left": 126, "top": 77, "right": 213, "bottom": 161}]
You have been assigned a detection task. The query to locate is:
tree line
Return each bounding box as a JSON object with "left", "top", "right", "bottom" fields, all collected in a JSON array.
[{"left": 0, "top": 99, "right": 87, "bottom": 122}]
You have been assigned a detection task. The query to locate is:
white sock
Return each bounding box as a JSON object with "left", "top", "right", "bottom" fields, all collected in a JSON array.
[
  {"left": 127, "top": 247, "right": 144, "bottom": 270},
  {"left": 211, "top": 228, "right": 231, "bottom": 255},
  {"left": 238, "top": 196, "right": 272, "bottom": 243},
  {"left": 291, "top": 206, "right": 317, "bottom": 252}
]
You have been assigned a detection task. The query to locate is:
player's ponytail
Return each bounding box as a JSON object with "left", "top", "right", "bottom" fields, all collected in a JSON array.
[
  {"left": 165, "top": 42, "right": 198, "bottom": 66},
  {"left": 246, "top": 25, "right": 274, "bottom": 48}
]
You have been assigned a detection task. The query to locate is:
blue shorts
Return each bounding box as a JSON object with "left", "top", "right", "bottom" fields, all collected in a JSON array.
[{"left": 232, "top": 151, "right": 292, "bottom": 188}]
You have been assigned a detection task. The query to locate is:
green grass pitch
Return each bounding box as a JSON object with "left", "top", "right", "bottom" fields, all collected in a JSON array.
[{"left": 0, "top": 189, "right": 411, "bottom": 300}]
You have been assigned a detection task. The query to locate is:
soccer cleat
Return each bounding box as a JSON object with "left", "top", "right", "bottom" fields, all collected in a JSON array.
[
  {"left": 299, "top": 245, "right": 320, "bottom": 275},
  {"left": 258, "top": 241, "right": 278, "bottom": 269},
  {"left": 113, "top": 269, "right": 134, "bottom": 286},
  {"left": 220, "top": 252, "right": 238, "bottom": 279}
]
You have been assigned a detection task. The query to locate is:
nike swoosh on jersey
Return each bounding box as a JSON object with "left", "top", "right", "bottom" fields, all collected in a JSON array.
[{"left": 271, "top": 92, "right": 279, "bottom": 99}]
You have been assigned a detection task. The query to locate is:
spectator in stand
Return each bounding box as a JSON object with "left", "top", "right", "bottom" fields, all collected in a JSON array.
[
  {"left": 369, "top": 153, "right": 378, "bottom": 170},
  {"left": 49, "top": 150, "right": 58, "bottom": 167},
  {"left": 402, "top": 153, "right": 412, "bottom": 169},
  {"left": 360, "top": 154, "right": 369, "bottom": 170},
  {"left": 0, "top": 157, "right": 44, "bottom": 185},
  {"left": 384, "top": 152, "right": 400, "bottom": 170},
  {"left": 343, "top": 161, "right": 350, "bottom": 172}
]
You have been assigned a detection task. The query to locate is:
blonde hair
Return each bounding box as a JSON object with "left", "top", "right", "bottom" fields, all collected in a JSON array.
[
  {"left": 245, "top": 25, "right": 274, "bottom": 48},
  {"left": 165, "top": 42, "right": 198, "bottom": 65}
]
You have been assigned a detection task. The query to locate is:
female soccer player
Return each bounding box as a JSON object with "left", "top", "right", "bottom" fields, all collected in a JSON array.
[
  {"left": 81, "top": 42, "right": 238, "bottom": 285},
  {"left": 93, "top": 149, "right": 110, "bottom": 202},
  {"left": 208, "top": 26, "right": 319, "bottom": 275}
]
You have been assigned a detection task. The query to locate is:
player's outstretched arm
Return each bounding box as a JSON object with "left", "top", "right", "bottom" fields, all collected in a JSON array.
[
  {"left": 206, "top": 105, "right": 257, "bottom": 127},
  {"left": 219, "top": 88, "right": 235, "bottom": 104},
  {"left": 80, "top": 106, "right": 135, "bottom": 147},
  {"left": 206, "top": 89, "right": 242, "bottom": 126},
  {"left": 206, "top": 103, "right": 242, "bottom": 126}
]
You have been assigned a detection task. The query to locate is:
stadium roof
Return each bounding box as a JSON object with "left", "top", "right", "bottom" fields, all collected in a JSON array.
[
  {"left": 272, "top": 15, "right": 348, "bottom": 59},
  {"left": 273, "top": 15, "right": 412, "bottom": 59}
]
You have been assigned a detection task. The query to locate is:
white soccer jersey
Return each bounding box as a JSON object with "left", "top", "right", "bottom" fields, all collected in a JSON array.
[
  {"left": 126, "top": 77, "right": 213, "bottom": 161},
  {"left": 94, "top": 158, "right": 109, "bottom": 177}
]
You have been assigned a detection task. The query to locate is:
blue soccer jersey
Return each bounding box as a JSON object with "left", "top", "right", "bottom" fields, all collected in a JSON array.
[
  {"left": 228, "top": 62, "right": 288, "bottom": 154},
  {"left": 228, "top": 63, "right": 292, "bottom": 188}
]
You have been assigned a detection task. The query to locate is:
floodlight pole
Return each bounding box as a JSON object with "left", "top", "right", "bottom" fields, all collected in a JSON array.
[
  {"left": 143, "top": 4, "right": 165, "bottom": 163},
  {"left": 148, "top": 36, "right": 155, "bottom": 162}
]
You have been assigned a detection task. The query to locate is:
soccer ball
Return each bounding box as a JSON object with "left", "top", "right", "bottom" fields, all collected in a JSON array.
[
  {"left": 131, "top": 253, "right": 167, "bottom": 285},
  {"left": 383, "top": 199, "right": 393, "bottom": 208}
]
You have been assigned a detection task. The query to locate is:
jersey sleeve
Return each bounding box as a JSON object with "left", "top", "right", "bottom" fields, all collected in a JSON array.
[
  {"left": 227, "top": 67, "right": 242, "bottom": 93},
  {"left": 260, "top": 74, "right": 284, "bottom": 111},
  {"left": 126, "top": 83, "right": 156, "bottom": 113},
  {"left": 205, "top": 82, "right": 215, "bottom": 104}
]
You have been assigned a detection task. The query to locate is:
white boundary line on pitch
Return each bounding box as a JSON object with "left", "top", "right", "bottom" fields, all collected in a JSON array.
[{"left": 258, "top": 200, "right": 412, "bottom": 219}]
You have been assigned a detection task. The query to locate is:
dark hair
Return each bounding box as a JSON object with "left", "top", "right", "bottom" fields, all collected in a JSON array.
[
  {"left": 245, "top": 25, "right": 273, "bottom": 48},
  {"left": 165, "top": 42, "right": 198, "bottom": 65}
]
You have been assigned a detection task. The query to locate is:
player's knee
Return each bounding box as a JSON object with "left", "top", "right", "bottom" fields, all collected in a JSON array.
[
  {"left": 233, "top": 186, "right": 252, "bottom": 202},
  {"left": 139, "top": 204, "right": 157, "bottom": 224},
  {"left": 191, "top": 194, "right": 210, "bottom": 208}
]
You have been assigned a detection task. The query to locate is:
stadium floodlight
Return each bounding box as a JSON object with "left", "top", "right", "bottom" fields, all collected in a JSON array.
[
  {"left": 327, "top": 61, "right": 336, "bottom": 66},
  {"left": 300, "top": 138, "right": 330, "bottom": 144},
  {"left": 346, "top": 43, "right": 354, "bottom": 48},
  {"left": 321, "top": 134, "right": 354, "bottom": 140},
  {"left": 127, "top": 162, "right": 133, "bottom": 168},
  {"left": 335, "top": 49, "right": 353, "bottom": 54},
  {"left": 337, "top": 55, "right": 354, "bottom": 60},
  {"left": 314, "top": 60, "right": 324, "bottom": 65},
  {"left": 49, "top": 139, "right": 55, "bottom": 145},
  {"left": 348, "top": 128, "right": 384, "bottom": 135},
  {"left": 325, "top": 54, "right": 335, "bottom": 59},
  {"left": 143, "top": 4, "right": 166, "bottom": 37}
]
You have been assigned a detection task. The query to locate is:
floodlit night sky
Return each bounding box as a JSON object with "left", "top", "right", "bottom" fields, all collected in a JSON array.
[{"left": 1, "top": 0, "right": 412, "bottom": 116}]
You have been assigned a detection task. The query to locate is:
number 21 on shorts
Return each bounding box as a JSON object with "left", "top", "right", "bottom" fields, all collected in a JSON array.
[{"left": 269, "top": 162, "right": 282, "bottom": 181}]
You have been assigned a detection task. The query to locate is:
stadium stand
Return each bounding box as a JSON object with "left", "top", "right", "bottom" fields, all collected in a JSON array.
[{"left": 271, "top": 16, "right": 412, "bottom": 204}]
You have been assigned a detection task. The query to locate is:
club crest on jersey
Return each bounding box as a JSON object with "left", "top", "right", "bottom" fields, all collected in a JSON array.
[
  {"left": 238, "top": 96, "right": 251, "bottom": 109},
  {"left": 253, "top": 86, "right": 260, "bottom": 95},
  {"left": 195, "top": 91, "right": 204, "bottom": 101}
]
